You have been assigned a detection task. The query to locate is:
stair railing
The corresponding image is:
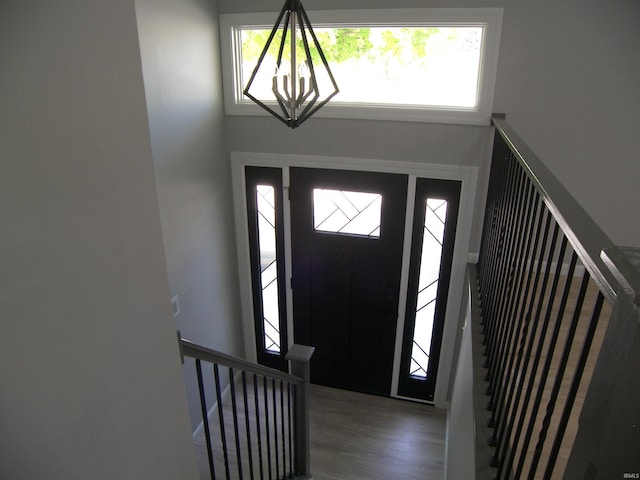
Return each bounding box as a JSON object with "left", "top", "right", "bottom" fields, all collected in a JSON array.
[
  {"left": 178, "top": 333, "right": 314, "bottom": 480},
  {"left": 473, "top": 115, "right": 639, "bottom": 478}
]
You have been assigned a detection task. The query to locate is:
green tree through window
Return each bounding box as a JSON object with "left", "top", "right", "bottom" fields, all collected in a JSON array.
[
  {"left": 240, "top": 25, "right": 483, "bottom": 108},
  {"left": 242, "top": 27, "right": 438, "bottom": 65}
]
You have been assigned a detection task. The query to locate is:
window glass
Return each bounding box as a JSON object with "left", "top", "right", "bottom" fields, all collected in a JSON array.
[
  {"left": 241, "top": 26, "right": 482, "bottom": 108},
  {"left": 410, "top": 198, "right": 448, "bottom": 378},
  {"left": 220, "top": 9, "right": 503, "bottom": 125},
  {"left": 257, "top": 185, "right": 281, "bottom": 353},
  {"left": 313, "top": 188, "right": 381, "bottom": 238}
]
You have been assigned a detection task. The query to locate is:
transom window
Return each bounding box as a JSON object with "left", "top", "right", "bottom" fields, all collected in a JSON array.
[{"left": 220, "top": 9, "right": 503, "bottom": 125}]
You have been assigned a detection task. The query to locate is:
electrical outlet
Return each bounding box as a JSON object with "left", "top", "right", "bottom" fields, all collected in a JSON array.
[{"left": 171, "top": 295, "right": 180, "bottom": 318}]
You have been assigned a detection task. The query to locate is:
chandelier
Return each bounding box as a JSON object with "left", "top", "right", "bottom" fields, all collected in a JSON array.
[{"left": 243, "top": 0, "right": 339, "bottom": 129}]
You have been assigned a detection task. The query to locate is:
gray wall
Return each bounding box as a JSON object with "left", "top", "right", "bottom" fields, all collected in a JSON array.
[
  {"left": 0, "top": 1, "right": 197, "bottom": 478},
  {"left": 220, "top": 0, "right": 640, "bottom": 248},
  {"left": 135, "top": 0, "right": 245, "bottom": 431},
  {"left": 492, "top": 0, "right": 640, "bottom": 248}
]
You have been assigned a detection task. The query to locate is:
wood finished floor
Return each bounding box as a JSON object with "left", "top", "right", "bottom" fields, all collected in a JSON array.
[
  {"left": 308, "top": 385, "right": 446, "bottom": 480},
  {"left": 193, "top": 382, "right": 447, "bottom": 480}
]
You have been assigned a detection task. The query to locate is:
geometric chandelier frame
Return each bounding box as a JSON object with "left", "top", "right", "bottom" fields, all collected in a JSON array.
[{"left": 243, "top": 0, "right": 339, "bottom": 129}]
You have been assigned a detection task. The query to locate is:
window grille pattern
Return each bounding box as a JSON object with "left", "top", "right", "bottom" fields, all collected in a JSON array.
[
  {"left": 257, "top": 185, "right": 281, "bottom": 353},
  {"left": 313, "top": 188, "right": 381, "bottom": 238},
  {"left": 410, "top": 198, "right": 448, "bottom": 378}
]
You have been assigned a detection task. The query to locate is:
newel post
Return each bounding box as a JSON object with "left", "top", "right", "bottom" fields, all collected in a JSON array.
[{"left": 286, "top": 344, "right": 315, "bottom": 477}]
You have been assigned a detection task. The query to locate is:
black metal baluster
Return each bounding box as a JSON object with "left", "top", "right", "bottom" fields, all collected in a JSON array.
[
  {"left": 478, "top": 134, "right": 507, "bottom": 318},
  {"left": 493, "top": 210, "right": 553, "bottom": 473},
  {"left": 196, "top": 359, "right": 216, "bottom": 480},
  {"left": 214, "top": 364, "right": 231, "bottom": 480},
  {"left": 484, "top": 162, "right": 525, "bottom": 379},
  {"left": 292, "top": 384, "right": 298, "bottom": 475},
  {"left": 490, "top": 186, "right": 540, "bottom": 410},
  {"left": 487, "top": 179, "right": 536, "bottom": 416},
  {"left": 528, "top": 270, "right": 591, "bottom": 479},
  {"left": 253, "top": 374, "right": 264, "bottom": 480},
  {"left": 504, "top": 232, "right": 567, "bottom": 478},
  {"left": 481, "top": 145, "right": 512, "bottom": 342},
  {"left": 272, "top": 378, "right": 279, "bottom": 478},
  {"left": 543, "top": 291, "right": 605, "bottom": 479},
  {"left": 526, "top": 257, "right": 587, "bottom": 480},
  {"left": 280, "top": 380, "right": 286, "bottom": 477},
  {"left": 287, "top": 382, "right": 293, "bottom": 476},
  {"left": 496, "top": 222, "right": 561, "bottom": 479},
  {"left": 489, "top": 185, "right": 538, "bottom": 445},
  {"left": 263, "top": 376, "right": 272, "bottom": 480},
  {"left": 490, "top": 197, "right": 545, "bottom": 443},
  {"left": 485, "top": 157, "right": 523, "bottom": 362},
  {"left": 229, "top": 368, "right": 243, "bottom": 479},
  {"left": 478, "top": 198, "right": 498, "bottom": 320},
  {"left": 486, "top": 162, "right": 529, "bottom": 371},
  {"left": 241, "top": 372, "right": 254, "bottom": 480},
  {"left": 515, "top": 249, "right": 578, "bottom": 479}
]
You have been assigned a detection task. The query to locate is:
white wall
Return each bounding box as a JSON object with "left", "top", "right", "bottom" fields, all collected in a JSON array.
[
  {"left": 135, "top": 0, "right": 245, "bottom": 431},
  {"left": 0, "top": 1, "right": 198, "bottom": 478},
  {"left": 445, "top": 275, "right": 476, "bottom": 480}
]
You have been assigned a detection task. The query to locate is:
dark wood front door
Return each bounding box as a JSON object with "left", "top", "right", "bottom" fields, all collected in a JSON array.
[{"left": 290, "top": 167, "right": 407, "bottom": 396}]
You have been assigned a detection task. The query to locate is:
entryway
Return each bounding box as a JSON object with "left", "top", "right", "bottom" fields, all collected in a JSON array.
[{"left": 235, "top": 153, "right": 476, "bottom": 405}]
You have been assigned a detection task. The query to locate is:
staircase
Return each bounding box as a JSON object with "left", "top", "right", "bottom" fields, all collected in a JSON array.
[
  {"left": 467, "top": 116, "right": 640, "bottom": 479},
  {"left": 178, "top": 334, "right": 314, "bottom": 480}
]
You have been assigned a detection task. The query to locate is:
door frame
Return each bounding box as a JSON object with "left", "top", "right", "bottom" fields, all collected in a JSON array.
[{"left": 231, "top": 152, "right": 478, "bottom": 408}]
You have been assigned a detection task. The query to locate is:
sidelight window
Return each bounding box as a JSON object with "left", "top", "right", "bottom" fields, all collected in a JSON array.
[
  {"left": 398, "top": 178, "right": 460, "bottom": 401},
  {"left": 410, "top": 198, "right": 448, "bottom": 378},
  {"left": 256, "top": 185, "right": 281, "bottom": 353},
  {"left": 245, "top": 167, "right": 288, "bottom": 371}
]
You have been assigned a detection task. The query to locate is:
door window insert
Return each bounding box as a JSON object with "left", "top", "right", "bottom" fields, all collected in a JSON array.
[{"left": 313, "top": 188, "right": 381, "bottom": 238}]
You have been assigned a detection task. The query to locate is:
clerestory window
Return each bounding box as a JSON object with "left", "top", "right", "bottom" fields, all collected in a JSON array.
[{"left": 220, "top": 8, "right": 502, "bottom": 125}]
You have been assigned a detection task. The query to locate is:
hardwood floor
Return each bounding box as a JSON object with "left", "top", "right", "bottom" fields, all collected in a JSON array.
[
  {"left": 308, "top": 385, "right": 446, "bottom": 480},
  {"left": 193, "top": 381, "right": 446, "bottom": 480}
]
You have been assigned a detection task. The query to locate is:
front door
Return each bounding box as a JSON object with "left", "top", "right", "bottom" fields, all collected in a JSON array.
[{"left": 290, "top": 168, "right": 407, "bottom": 396}]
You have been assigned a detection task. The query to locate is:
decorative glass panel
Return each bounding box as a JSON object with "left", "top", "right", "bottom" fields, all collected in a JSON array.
[
  {"left": 313, "top": 188, "right": 381, "bottom": 238},
  {"left": 256, "top": 185, "right": 280, "bottom": 353},
  {"left": 410, "top": 198, "right": 448, "bottom": 378}
]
